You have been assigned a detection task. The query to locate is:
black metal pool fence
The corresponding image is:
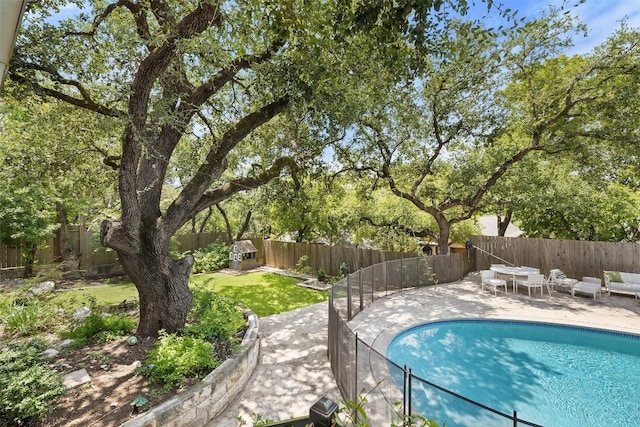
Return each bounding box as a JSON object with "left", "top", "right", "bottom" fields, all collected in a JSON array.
[{"left": 327, "top": 256, "right": 542, "bottom": 427}]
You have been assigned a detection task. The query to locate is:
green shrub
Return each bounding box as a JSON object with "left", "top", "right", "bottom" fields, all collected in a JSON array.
[
  {"left": 62, "top": 310, "right": 136, "bottom": 345},
  {"left": 317, "top": 268, "right": 327, "bottom": 282},
  {"left": 0, "top": 340, "right": 66, "bottom": 425},
  {"left": 141, "top": 332, "right": 220, "bottom": 388},
  {"left": 295, "top": 255, "right": 312, "bottom": 275},
  {"left": 192, "top": 242, "right": 230, "bottom": 273},
  {"left": 1, "top": 298, "right": 59, "bottom": 337},
  {"left": 186, "top": 288, "right": 245, "bottom": 342}
]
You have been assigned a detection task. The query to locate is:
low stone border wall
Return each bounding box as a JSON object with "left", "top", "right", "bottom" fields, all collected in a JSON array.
[{"left": 120, "top": 308, "right": 260, "bottom": 427}]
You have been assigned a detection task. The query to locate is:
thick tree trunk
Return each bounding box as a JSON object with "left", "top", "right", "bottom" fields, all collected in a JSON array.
[
  {"left": 102, "top": 220, "right": 194, "bottom": 337},
  {"left": 119, "top": 250, "right": 194, "bottom": 337},
  {"left": 435, "top": 215, "right": 451, "bottom": 255}
]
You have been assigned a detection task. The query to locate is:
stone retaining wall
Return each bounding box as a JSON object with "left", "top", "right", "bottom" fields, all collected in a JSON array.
[{"left": 120, "top": 309, "right": 260, "bottom": 427}]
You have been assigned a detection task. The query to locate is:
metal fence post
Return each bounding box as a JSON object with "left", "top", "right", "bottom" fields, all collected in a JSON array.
[
  {"left": 408, "top": 368, "right": 413, "bottom": 418},
  {"left": 354, "top": 333, "right": 359, "bottom": 421},
  {"left": 403, "top": 365, "right": 408, "bottom": 418},
  {"left": 347, "top": 273, "right": 352, "bottom": 321},
  {"left": 359, "top": 269, "right": 364, "bottom": 313}
]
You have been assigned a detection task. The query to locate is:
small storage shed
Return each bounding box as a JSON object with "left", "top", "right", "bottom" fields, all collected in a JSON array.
[{"left": 229, "top": 240, "right": 258, "bottom": 271}]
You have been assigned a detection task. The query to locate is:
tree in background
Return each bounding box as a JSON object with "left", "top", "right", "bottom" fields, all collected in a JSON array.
[
  {"left": 339, "top": 7, "right": 640, "bottom": 254},
  {"left": 0, "top": 90, "right": 120, "bottom": 272},
  {"left": 0, "top": 186, "right": 58, "bottom": 277}
]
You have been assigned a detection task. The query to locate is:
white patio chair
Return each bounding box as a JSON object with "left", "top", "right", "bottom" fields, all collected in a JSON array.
[
  {"left": 548, "top": 269, "right": 578, "bottom": 292},
  {"left": 480, "top": 270, "right": 508, "bottom": 296},
  {"left": 516, "top": 274, "right": 546, "bottom": 297}
]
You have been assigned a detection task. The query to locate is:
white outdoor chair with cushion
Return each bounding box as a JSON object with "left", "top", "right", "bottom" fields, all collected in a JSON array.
[
  {"left": 548, "top": 269, "right": 578, "bottom": 292},
  {"left": 516, "top": 274, "right": 546, "bottom": 297},
  {"left": 480, "top": 270, "right": 508, "bottom": 296}
]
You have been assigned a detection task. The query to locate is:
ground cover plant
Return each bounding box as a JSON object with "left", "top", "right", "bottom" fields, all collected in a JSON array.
[
  {"left": 0, "top": 339, "right": 66, "bottom": 426},
  {"left": 0, "top": 270, "right": 326, "bottom": 426}
]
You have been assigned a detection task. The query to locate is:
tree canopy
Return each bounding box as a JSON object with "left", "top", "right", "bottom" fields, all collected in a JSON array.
[
  {"left": 6, "top": 0, "right": 640, "bottom": 335},
  {"left": 9, "top": 0, "right": 493, "bottom": 336}
]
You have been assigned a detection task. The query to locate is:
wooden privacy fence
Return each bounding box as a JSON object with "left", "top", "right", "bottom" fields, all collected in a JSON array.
[
  {"left": 471, "top": 235, "right": 640, "bottom": 281},
  {"left": 0, "top": 229, "right": 230, "bottom": 275},
  {"left": 8, "top": 231, "right": 638, "bottom": 283},
  {"left": 262, "top": 240, "right": 411, "bottom": 278}
]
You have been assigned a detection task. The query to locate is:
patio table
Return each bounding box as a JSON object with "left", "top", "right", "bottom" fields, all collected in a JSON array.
[
  {"left": 550, "top": 277, "right": 578, "bottom": 292},
  {"left": 490, "top": 266, "right": 549, "bottom": 295}
]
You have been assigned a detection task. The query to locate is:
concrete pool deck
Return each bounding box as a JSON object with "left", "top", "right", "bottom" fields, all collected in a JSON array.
[
  {"left": 349, "top": 272, "right": 640, "bottom": 353},
  {"left": 346, "top": 272, "right": 640, "bottom": 426},
  {"left": 211, "top": 272, "right": 640, "bottom": 426}
]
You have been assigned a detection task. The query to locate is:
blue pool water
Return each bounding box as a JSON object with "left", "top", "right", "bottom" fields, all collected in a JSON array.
[{"left": 386, "top": 320, "right": 640, "bottom": 427}]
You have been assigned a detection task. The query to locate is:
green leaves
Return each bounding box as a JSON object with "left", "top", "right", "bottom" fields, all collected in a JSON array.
[
  {"left": 0, "top": 340, "right": 66, "bottom": 425},
  {"left": 141, "top": 331, "right": 220, "bottom": 388},
  {"left": 0, "top": 185, "right": 58, "bottom": 247}
]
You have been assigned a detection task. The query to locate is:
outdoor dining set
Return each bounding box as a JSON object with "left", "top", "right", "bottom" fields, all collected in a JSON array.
[{"left": 480, "top": 265, "right": 603, "bottom": 300}]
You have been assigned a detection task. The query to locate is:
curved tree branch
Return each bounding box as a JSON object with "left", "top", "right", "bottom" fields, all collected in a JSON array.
[
  {"left": 185, "top": 157, "right": 300, "bottom": 231},
  {"left": 162, "top": 96, "right": 290, "bottom": 233}
]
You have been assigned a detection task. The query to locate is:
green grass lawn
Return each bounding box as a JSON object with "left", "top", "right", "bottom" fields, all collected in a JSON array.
[
  {"left": 48, "top": 272, "right": 328, "bottom": 318},
  {"left": 190, "top": 272, "right": 328, "bottom": 317},
  {"left": 51, "top": 284, "right": 140, "bottom": 309}
]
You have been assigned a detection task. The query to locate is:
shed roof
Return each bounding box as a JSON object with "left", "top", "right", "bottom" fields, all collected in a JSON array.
[{"left": 232, "top": 240, "right": 257, "bottom": 253}]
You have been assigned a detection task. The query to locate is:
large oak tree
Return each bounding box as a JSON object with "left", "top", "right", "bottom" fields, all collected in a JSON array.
[{"left": 9, "top": 0, "right": 481, "bottom": 336}]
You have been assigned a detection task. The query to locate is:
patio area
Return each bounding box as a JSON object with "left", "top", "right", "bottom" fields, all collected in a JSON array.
[
  {"left": 338, "top": 272, "right": 640, "bottom": 425},
  {"left": 214, "top": 271, "right": 640, "bottom": 426},
  {"left": 350, "top": 271, "right": 640, "bottom": 356}
]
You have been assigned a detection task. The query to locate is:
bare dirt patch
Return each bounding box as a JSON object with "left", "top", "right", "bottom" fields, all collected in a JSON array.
[{"left": 39, "top": 337, "right": 168, "bottom": 427}]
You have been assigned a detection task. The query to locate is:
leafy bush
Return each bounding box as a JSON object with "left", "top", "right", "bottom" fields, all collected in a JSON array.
[
  {"left": 192, "top": 242, "right": 230, "bottom": 273},
  {"left": 0, "top": 340, "right": 66, "bottom": 425},
  {"left": 186, "top": 288, "right": 245, "bottom": 342},
  {"left": 1, "top": 298, "right": 59, "bottom": 337},
  {"left": 317, "top": 268, "right": 327, "bottom": 282},
  {"left": 62, "top": 310, "right": 136, "bottom": 345},
  {"left": 295, "top": 255, "right": 312, "bottom": 275},
  {"left": 141, "top": 332, "right": 220, "bottom": 388}
]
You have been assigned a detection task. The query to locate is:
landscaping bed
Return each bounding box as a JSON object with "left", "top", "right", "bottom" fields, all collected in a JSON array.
[{"left": 0, "top": 271, "right": 326, "bottom": 427}]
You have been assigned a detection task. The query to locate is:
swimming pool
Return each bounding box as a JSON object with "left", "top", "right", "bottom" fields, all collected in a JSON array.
[{"left": 386, "top": 320, "right": 640, "bottom": 426}]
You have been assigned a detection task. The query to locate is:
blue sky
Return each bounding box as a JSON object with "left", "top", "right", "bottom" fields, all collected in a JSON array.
[
  {"left": 470, "top": 0, "right": 640, "bottom": 55},
  {"left": 51, "top": 1, "right": 640, "bottom": 56}
]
